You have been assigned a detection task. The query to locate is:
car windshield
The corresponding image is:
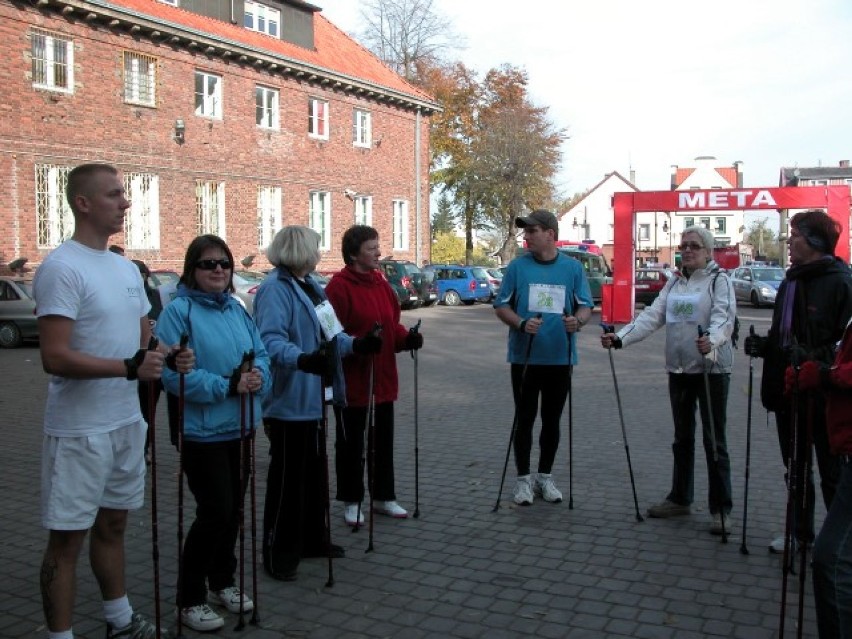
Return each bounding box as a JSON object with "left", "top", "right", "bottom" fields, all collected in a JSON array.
[
  {"left": 753, "top": 268, "right": 784, "bottom": 282},
  {"left": 150, "top": 271, "right": 179, "bottom": 288},
  {"left": 471, "top": 267, "right": 489, "bottom": 279},
  {"left": 400, "top": 263, "right": 422, "bottom": 276},
  {"left": 235, "top": 270, "right": 266, "bottom": 282},
  {"left": 487, "top": 268, "right": 502, "bottom": 278}
]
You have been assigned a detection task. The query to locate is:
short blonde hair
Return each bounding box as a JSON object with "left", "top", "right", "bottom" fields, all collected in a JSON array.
[{"left": 267, "top": 225, "right": 321, "bottom": 273}]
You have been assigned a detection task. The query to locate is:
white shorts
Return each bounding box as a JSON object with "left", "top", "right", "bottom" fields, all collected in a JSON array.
[{"left": 41, "top": 420, "right": 147, "bottom": 530}]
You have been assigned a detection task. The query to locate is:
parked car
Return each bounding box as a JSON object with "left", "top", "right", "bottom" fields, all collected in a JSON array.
[
  {"left": 516, "top": 246, "right": 612, "bottom": 303},
  {"left": 485, "top": 268, "right": 503, "bottom": 299},
  {"left": 634, "top": 267, "right": 673, "bottom": 306},
  {"left": 732, "top": 266, "right": 785, "bottom": 307},
  {"left": 419, "top": 269, "right": 439, "bottom": 307},
  {"left": 309, "top": 271, "right": 330, "bottom": 289},
  {"left": 378, "top": 259, "right": 435, "bottom": 310},
  {"left": 0, "top": 276, "right": 37, "bottom": 348},
  {"left": 423, "top": 264, "right": 492, "bottom": 306},
  {"left": 148, "top": 269, "right": 179, "bottom": 289},
  {"left": 232, "top": 270, "right": 266, "bottom": 314}
]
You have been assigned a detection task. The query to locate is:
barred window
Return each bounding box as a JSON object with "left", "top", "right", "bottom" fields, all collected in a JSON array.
[
  {"left": 196, "top": 181, "right": 225, "bottom": 238},
  {"left": 257, "top": 185, "right": 281, "bottom": 249},
  {"left": 354, "top": 196, "right": 372, "bottom": 226},
  {"left": 31, "top": 29, "right": 73, "bottom": 92},
  {"left": 123, "top": 52, "right": 156, "bottom": 106},
  {"left": 256, "top": 86, "right": 279, "bottom": 129},
  {"left": 124, "top": 173, "right": 160, "bottom": 249},
  {"left": 35, "top": 164, "right": 74, "bottom": 248},
  {"left": 392, "top": 199, "right": 409, "bottom": 250},
  {"left": 309, "top": 191, "right": 331, "bottom": 250}
]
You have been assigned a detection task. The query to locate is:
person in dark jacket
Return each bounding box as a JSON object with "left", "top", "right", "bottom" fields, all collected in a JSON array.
[
  {"left": 325, "top": 225, "right": 424, "bottom": 527},
  {"left": 790, "top": 317, "right": 852, "bottom": 637},
  {"left": 745, "top": 209, "right": 852, "bottom": 552}
]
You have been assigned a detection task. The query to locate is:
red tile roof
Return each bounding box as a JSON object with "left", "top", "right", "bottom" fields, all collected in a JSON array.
[
  {"left": 674, "top": 168, "right": 695, "bottom": 186},
  {"left": 673, "top": 166, "right": 738, "bottom": 188},
  {"left": 96, "top": 0, "right": 435, "bottom": 104}
]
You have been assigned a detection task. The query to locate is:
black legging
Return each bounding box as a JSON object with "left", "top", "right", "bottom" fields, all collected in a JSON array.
[
  {"left": 510, "top": 364, "right": 571, "bottom": 476},
  {"left": 334, "top": 402, "right": 396, "bottom": 503}
]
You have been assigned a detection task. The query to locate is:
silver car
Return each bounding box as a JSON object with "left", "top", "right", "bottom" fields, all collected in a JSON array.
[
  {"left": 0, "top": 276, "right": 37, "bottom": 348},
  {"left": 232, "top": 270, "right": 267, "bottom": 314},
  {"left": 731, "top": 266, "right": 785, "bottom": 308}
]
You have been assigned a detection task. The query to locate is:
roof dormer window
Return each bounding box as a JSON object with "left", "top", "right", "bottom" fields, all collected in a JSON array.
[{"left": 245, "top": 1, "right": 280, "bottom": 38}]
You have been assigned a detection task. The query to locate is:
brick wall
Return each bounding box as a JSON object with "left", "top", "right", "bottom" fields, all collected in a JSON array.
[{"left": 0, "top": 2, "right": 432, "bottom": 273}]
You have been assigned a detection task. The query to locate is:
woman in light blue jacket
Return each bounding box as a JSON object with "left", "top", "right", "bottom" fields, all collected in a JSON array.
[{"left": 157, "top": 234, "right": 270, "bottom": 632}]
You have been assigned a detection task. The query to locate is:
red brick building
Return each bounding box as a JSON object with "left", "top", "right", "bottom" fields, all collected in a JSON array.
[{"left": 0, "top": 0, "right": 439, "bottom": 273}]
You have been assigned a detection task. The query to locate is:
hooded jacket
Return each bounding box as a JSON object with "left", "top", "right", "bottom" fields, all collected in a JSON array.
[
  {"left": 617, "top": 260, "right": 736, "bottom": 374},
  {"left": 156, "top": 287, "right": 271, "bottom": 441},
  {"left": 325, "top": 265, "right": 409, "bottom": 407},
  {"left": 760, "top": 256, "right": 852, "bottom": 412}
]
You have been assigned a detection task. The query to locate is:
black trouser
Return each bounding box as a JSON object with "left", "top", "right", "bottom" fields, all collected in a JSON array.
[
  {"left": 776, "top": 398, "right": 839, "bottom": 542},
  {"left": 178, "top": 437, "right": 248, "bottom": 608},
  {"left": 334, "top": 402, "right": 396, "bottom": 503},
  {"left": 263, "top": 419, "right": 328, "bottom": 574},
  {"left": 510, "top": 364, "right": 571, "bottom": 477}
]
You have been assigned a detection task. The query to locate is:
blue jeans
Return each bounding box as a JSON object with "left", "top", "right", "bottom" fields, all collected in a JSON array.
[
  {"left": 813, "top": 457, "right": 852, "bottom": 638},
  {"left": 666, "top": 373, "right": 733, "bottom": 514}
]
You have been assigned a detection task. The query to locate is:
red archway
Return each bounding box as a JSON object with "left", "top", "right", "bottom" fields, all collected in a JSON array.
[{"left": 606, "top": 185, "right": 851, "bottom": 324}]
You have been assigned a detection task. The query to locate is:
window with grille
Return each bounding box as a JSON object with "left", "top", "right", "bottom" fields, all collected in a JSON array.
[
  {"left": 257, "top": 185, "right": 281, "bottom": 249},
  {"left": 31, "top": 29, "right": 73, "bottom": 92},
  {"left": 195, "top": 181, "right": 225, "bottom": 238},
  {"left": 309, "top": 191, "right": 331, "bottom": 250},
  {"left": 123, "top": 173, "right": 160, "bottom": 249},
  {"left": 35, "top": 164, "right": 74, "bottom": 248},
  {"left": 245, "top": 0, "right": 280, "bottom": 37},
  {"left": 353, "top": 109, "right": 371, "bottom": 147},
  {"left": 392, "top": 200, "right": 409, "bottom": 250},
  {"left": 354, "top": 196, "right": 372, "bottom": 226},
  {"left": 123, "top": 52, "right": 156, "bottom": 106},
  {"left": 308, "top": 98, "right": 328, "bottom": 139},
  {"left": 256, "top": 86, "right": 279, "bottom": 129},
  {"left": 195, "top": 71, "right": 222, "bottom": 118}
]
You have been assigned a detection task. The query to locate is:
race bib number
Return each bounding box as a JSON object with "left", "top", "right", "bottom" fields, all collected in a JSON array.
[
  {"left": 666, "top": 293, "right": 701, "bottom": 323},
  {"left": 528, "top": 283, "right": 566, "bottom": 314},
  {"left": 315, "top": 300, "right": 344, "bottom": 340}
]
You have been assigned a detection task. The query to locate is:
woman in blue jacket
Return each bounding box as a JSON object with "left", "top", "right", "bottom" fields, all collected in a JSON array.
[
  {"left": 157, "top": 234, "right": 271, "bottom": 633},
  {"left": 254, "top": 225, "right": 373, "bottom": 582}
]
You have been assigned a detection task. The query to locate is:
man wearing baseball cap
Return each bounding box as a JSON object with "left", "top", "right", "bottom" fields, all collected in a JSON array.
[{"left": 493, "top": 208, "right": 593, "bottom": 506}]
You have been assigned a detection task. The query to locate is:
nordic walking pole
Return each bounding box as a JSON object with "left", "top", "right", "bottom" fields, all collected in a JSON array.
[
  {"left": 366, "top": 353, "right": 377, "bottom": 553},
  {"left": 409, "top": 319, "right": 422, "bottom": 518},
  {"left": 698, "top": 325, "right": 727, "bottom": 543},
  {"left": 740, "top": 325, "right": 756, "bottom": 555},
  {"left": 319, "top": 364, "right": 335, "bottom": 587},
  {"left": 795, "top": 395, "right": 814, "bottom": 639},
  {"left": 353, "top": 336, "right": 374, "bottom": 535},
  {"left": 175, "top": 333, "right": 188, "bottom": 638},
  {"left": 564, "top": 308, "right": 574, "bottom": 510},
  {"left": 235, "top": 350, "right": 254, "bottom": 632},
  {"left": 780, "top": 358, "right": 801, "bottom": 638},
  {"left": 247, "top": 351, "right": 259, "bottom": 626},
  {"left": 145, "top": 336, "right": 163, "bottom": 639},
  {"left": 492, "top": 314, "right": 541, "bottom": 512},
  {"left": 600, "top": 324, "right": 644, "bottom": 522}
]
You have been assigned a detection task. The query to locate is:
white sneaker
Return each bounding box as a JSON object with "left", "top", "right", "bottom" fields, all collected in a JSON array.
[
  {"left": 180, "top": 604, "right": 224, "bottom": 632},
  {"left": 209, "top": 585, "right": 254, "bottom": 613},
  {"left": 373, "top": 500, "right": 408, "bottom": 518},
  {"left": 710, "top": 512, "right": 735, "bottom": 535},
  {"left": 534, "top": 473, "right": 563, "bottom": 503},
  {"left": 344, "top": 502, "right": 365, "bottom": 526},
  {"left": 513, "top": 475, "right": 534, "bottom": 505}
]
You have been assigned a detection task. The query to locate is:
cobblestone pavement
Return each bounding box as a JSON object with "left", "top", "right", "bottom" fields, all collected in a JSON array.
[{"left": 0, "top": 303, "right": 820, "bottom": 638}]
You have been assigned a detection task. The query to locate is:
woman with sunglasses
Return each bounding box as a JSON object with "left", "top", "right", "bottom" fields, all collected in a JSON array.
[
  {"left": 601, "top": 225, "right": 737, "bottom": 534},
  {"left": 156, "top": 234, "right": 271, "bottom": 632}
]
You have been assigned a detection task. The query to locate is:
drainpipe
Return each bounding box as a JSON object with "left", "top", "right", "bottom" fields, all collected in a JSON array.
[{"left": 415, "top": 107, "right": 422, "bottom": 265}]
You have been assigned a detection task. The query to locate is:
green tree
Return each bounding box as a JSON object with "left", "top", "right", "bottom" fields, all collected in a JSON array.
[
  {"left": 430, "top": 231, "right": 466, "bottom": 264},
  {"left": 431, "top": 192, "right": 456, "bottom": 239},
  {"left": 743, "top": 219, "right": 781, "bottom": 262}
]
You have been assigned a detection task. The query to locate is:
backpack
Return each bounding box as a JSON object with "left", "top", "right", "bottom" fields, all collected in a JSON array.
[{"left": 711, "top": 270, "right": 740, "bottom": 349}]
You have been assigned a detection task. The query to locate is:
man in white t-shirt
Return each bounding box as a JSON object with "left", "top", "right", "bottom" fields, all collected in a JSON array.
[{"left": 33, "top": 164, "right": 193, "bottom": 639}]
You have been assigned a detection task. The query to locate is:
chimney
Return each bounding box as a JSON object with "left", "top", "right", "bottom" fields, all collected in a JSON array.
[
  {"left": 733, "top": 160, "right": 744, "bottom": 188},
  {"left": 841, "top": 160, "right": 850, "bottom": 168},
  {"left": 670, "top": 164, "right": 678, "bottom": 191},
  {"left": 629, "top": 169, "right": 636, "bottom": 184}
]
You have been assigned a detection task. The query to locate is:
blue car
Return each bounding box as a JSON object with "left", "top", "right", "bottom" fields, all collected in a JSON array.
[{"left": 422, "top": 264, "right": 492, "bottom": 306}]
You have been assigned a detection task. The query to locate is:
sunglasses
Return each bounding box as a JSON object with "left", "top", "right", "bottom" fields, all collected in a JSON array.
[
  {"left": 195, "top": 259, "right": 232, "bottom": 270},
  {"left": 678, "top": 242, "right": 704, "bottom": 251}
]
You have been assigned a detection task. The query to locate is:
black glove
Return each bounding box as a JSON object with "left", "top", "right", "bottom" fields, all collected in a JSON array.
[
  {"left": 353, "top": 328, "right": 383, "bottom": 355},
  {"left": 611, "top": 335, "right": 623, "bottom": 350},
  {"left": 405, "top": 331, "right": 423, "bottom": 351},
  {"left": 786, "top": 344, "right": 810, "bottom": 366},
  {"left": 743, "top": 334, "right": 767, "bottom": 358},
  {"left": 297, "top": 348, "right": 331, "bottom": 376},
  {"left": 227, "top": 367, "right": 242, "bottom": 396}
]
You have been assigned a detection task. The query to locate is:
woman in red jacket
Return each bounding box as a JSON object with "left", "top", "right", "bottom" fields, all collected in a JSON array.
[
  {"left": 790, "top": 318, "right": 852, "bottom": 637},
  {"left": 325, "top": 225, "right": 424, "bottom": 526}
]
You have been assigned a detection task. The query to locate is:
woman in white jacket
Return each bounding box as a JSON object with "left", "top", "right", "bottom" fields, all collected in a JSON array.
[{"left": 601, "top": 225, "right": 737, "bottom": 534}]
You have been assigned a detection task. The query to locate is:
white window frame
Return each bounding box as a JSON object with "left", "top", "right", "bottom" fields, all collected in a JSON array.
[
  {"left": 158, "top": 0, "right": 178, "bottom": 5},
  {"left": 257, "top": 185, "right": 282, "bottom": 249},
  {"left": 123, "top": 51, "right": 156, "bottom": 107},
  {"left": 31, "top": 29, "right": 74, "bottom": 93},
  {"left": 255, "top": 85, "right": 279, "bottom": 130},
  {"left": 354, "top": 196, "right": 372, "bottom": 226},
  {"left": 35, "top": 164, "right": 74, "bottom": 248},
  {"left": 244, "top": 0, "right": 280, "bottom": 37},
  {"left": 308, "top": 98, "right": 329, "bottom": 140},
  {"left": 195, "top": 181, "right": 226, "bottom": 238},
  {"left": 309, "top": 191, "right": 331, "bottom": 250},
  {"left": 638, "top": 224, "right": 650, "bottom": 241},
  {"left": 715, "top": 217, "right": 727, "bottom": 235},
  {"left": 194, "top": 71, "right": 222, "bottom": 119},
  {"left": 392, "top": 199, "right": 409, "bottom": 250},
  {"left": 353, "top": 109, "right": 371, "bottom": 147},
  {"left": 123, "top": 173, "right": 160, "bottom": 250}
]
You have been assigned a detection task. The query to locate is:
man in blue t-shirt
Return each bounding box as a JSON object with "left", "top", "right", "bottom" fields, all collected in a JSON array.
[{"left": 494, "top": 209, "right": 593, "bottom": 506}]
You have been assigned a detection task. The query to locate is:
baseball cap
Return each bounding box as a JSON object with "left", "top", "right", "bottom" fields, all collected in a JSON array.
[{"left": 515, "top": 209, "right": 558, "bottom": 234}]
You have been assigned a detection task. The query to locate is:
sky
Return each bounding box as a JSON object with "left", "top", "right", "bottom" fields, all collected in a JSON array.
[{"left": 319, "top": 0, "right": 852, "bottom": 204}]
